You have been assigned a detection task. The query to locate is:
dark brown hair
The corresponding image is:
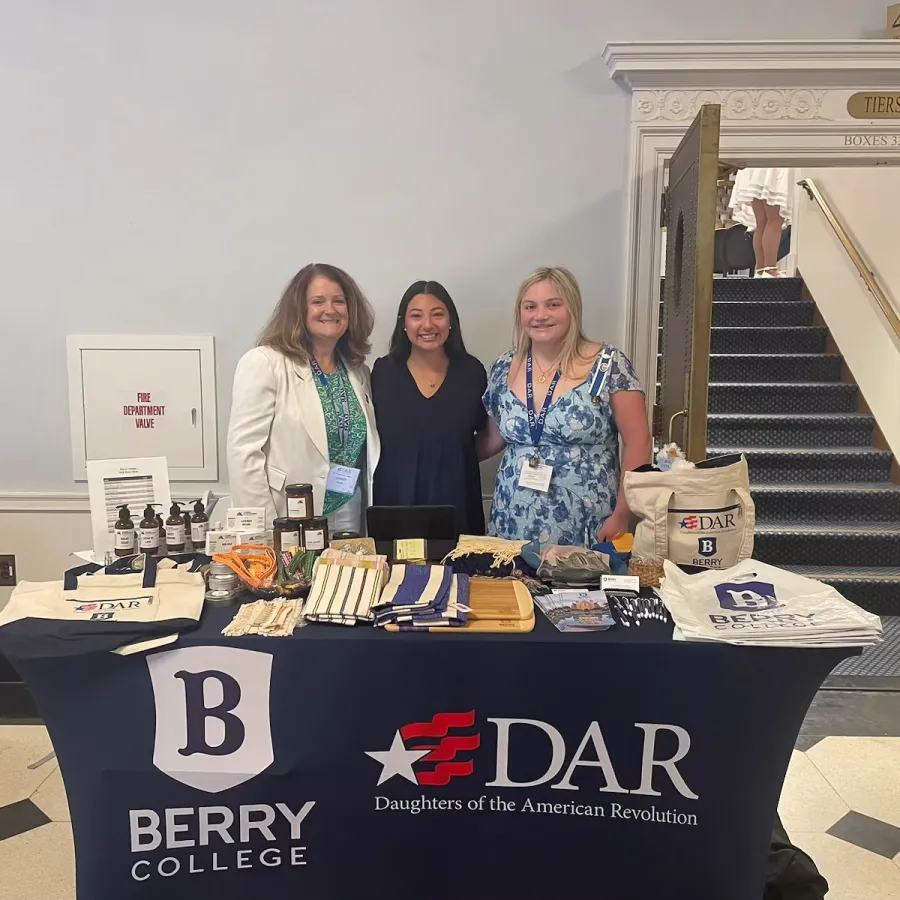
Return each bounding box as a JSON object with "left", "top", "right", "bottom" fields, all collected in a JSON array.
[{"left": 258, "top": 263, "right": 375, "bottom": 367}]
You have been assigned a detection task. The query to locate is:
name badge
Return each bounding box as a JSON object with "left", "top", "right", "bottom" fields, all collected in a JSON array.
[
  {"left": 518, "top": 462, "right": 553, "bottom": 493},
  {"left": 326, "top": 465, "right": 361, "bottom": 495}
]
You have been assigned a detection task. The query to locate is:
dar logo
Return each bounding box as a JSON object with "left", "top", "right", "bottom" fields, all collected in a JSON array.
[
  {"left": 147, "top": 646, "right": 274, "bottom": 793},
  {"left": 679, "top": 516, "right": 700, "bottom": 531},
  {"left": 366, "top": 711, "right": 480, "bottom": 786},
  {"left": 714, "top": 581, "right": 779, "bottom": 611},
  {"left": 75, "top": 603, "right": 98, "bottom": 612}
]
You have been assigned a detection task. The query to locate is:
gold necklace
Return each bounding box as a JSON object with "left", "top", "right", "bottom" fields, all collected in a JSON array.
[
  {"left": 534, "top": 356, "right": 559, "bottom": 384},
  {"left": 410, "top": 359, "right": 445, "bottom": 390}
]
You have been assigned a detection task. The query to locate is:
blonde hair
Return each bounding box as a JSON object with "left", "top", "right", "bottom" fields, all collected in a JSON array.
[
  {"left": 513, "top": 266, "right": 593, "bottom": 378},
  {"left": 258, "top": 263, "right": 374, "bottom": 368}
]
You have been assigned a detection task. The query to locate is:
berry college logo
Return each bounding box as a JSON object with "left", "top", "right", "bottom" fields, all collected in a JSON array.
[
  {"left": 146, "top": 646, "right": 274, "bottom": 793},
  {"left": 714, "top": 581, "right": 779, "bottom": 612}
]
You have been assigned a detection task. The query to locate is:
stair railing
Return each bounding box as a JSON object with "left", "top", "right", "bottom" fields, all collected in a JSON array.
[{"left": 798, "top": 177, "right": 900, "bottom": 342}]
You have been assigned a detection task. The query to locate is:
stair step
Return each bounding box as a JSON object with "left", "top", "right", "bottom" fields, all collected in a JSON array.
[
  {"left": 712, "top": 277, "right": 804, "bottom": 303},
  {"left": 754, "top": 483, "right": 900, "bottom": 525},
  {"left": 714, "top": 326, "right": 828, "bottom": 355},
  {"left": 703, "top": 383, "right": 859, "bottom": 415},
  {"left": 708, "top": 447, "right": 894, "bottom": 484},
  {"left": 707, "top": 413, "right": 874, "bottom": 448},
  {"left": 661, "top": 276, "right": 804, "bottom": 303},
  {"left": 661, "top": 326, "right": 828, "bottom": 355},
  {"left": 716, "top": 301, "right": 815, "bottom": 327},
  {"left": 755, "top": 523, "right": 900, "bottom": 568},
  {"left": 658, "top": 354, "right": 843, "bottom": 383},
  {"left": 783, "top": 566, "right": 900, "bottom": 616},
  {"left": 659, "top": 300, "right": 816, "bottom": 327}
]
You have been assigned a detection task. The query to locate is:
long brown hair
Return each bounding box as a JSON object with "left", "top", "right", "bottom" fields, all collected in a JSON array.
[
  {"left": 513, "top": 266, "right": 594, "bottom": 378},
  {"left": 258, "top": 263, "right": 375, "bottom": 367}
]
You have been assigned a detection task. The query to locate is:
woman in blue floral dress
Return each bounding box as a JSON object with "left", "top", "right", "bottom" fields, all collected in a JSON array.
[{"left": 478, "top": 267, "right": 652, "bottom": 546}]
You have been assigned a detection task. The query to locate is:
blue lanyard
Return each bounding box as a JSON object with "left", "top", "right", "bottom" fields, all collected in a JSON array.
[
  {"left": 525, "top": 350, "right": 561, "bottom": 465},
  {"left": 310, "top": 357, "right": 351, "bottom": 449}
]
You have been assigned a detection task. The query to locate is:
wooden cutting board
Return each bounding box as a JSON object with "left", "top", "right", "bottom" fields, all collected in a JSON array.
[{"left": 383, "top": 578, "right": 535, "bottom": 633}]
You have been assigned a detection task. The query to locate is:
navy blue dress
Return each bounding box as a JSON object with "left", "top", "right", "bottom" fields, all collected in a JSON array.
[{"left": 372, "top": 353, "right": 487, "bottom": 535}]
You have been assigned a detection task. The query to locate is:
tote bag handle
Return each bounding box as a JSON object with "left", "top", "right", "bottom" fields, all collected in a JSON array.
[
  {"left": 651, "top": 489, "right": 675, "bottom": 560},
  {"left": 734, "top": 487, "right": 756, "bottom": 561},
  {"left": 63, "top": 554, "right": 159, "bottom": 591}
]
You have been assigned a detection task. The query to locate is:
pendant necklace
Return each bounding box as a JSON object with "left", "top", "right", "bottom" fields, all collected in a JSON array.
[{"left": 534, "top": 356, "right": 558, "bottom": 384}]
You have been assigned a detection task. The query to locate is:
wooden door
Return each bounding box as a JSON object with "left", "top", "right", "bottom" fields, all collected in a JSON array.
[{"left": 658, "top": 104, "right": 720, "bottom": 461}]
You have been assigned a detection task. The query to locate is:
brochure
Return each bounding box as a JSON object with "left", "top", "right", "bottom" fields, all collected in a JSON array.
[{"left": 534, "top": 589, "right": 616, "bottom": 633}]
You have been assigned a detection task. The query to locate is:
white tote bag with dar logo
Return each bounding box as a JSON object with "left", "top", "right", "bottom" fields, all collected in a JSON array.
[
  {"left": 624, "top": 453, "right": 755, "bottom": 570},
  {"left": 0, "top": 556, "right": 204, "bottom": 658}
]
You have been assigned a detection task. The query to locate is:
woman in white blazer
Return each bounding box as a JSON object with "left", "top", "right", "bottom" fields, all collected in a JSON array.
[{"left": 226, "top": 263, "right": 381, "bottom": 532}]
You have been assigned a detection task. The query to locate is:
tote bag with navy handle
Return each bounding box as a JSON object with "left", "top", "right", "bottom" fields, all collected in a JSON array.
[
  {"left": 0, "top": 554, "right": 205, "bottom": 659},
  {"left": 624, "top": 454, "right": 755, "bottom": 571}
]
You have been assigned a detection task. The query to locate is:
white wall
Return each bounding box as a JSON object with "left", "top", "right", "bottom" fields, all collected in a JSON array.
[
  {"left": 795, "top": 167, "right": 900, "bottom": 455},
  {"left": 0, "top": 1, "right": 892, "bottom": 588}
]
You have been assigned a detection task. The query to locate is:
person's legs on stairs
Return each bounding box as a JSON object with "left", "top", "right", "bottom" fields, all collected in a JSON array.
[
  {"left": 762, "top": 203, "right": 785, "bottom": 274},
  {"left": 751, "top": 198, "right": 768, "bottom": 275}
]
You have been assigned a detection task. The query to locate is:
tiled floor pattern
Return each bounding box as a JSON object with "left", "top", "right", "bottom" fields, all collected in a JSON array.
[{"left": 1, "top": 693, "right": 900, "bottom": 898}]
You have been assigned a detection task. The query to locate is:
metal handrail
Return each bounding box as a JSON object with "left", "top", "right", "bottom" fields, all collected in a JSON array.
[{"left": 798, "top": 177, "right": 900, "bottom": 342}]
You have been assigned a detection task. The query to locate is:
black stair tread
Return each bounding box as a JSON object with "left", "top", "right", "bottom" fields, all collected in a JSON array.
[
  {"left": 708, "top": 413, "right": 872, "bottom": 422},
  {"left": 710, "top": 446, "right": 892, "bottom": 458},
  {"left": 755, "top": 523, "right": 900, "bottom": 535},
  {"left": 709, "top": 353, "right": 841, "bottom": 360},
  {"left": 666, "top": 381, "right": 857, "bottom": 392},
  {"left": 711, "top": 300, "right": 812, "bottom": 306},
  {"left": 707, "top": 381, "right": 852, "bottom": 387},
  {"left": 708, "top": 326, "right": 827, "bottom": 333},
  {"left": 752, "top": 482, "right": 900, "bottom": 493},
  {"left": 784, "top": 565, "right": 900, "bottom": 580}
]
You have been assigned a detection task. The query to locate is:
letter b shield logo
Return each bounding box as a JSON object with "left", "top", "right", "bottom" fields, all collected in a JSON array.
[
  {"left": 698, "top": 537, "right": 717, "bottom": 557},
  {"left": 147, "top": 646, "right": 274, "bottom": 793}
]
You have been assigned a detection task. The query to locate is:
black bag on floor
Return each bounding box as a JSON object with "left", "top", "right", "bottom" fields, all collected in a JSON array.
[{"left": 764, "top": 814, "right": 828, "bottom": 900}]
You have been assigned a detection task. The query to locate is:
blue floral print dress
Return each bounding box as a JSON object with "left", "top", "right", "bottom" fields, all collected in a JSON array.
[{"left": 483, "top": 348, "right": 643, "bottom": 546}]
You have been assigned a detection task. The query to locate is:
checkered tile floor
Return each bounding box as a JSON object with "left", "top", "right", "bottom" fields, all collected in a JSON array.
[{"left": 2, "top": 693, "right": 900, "bottom": 898}]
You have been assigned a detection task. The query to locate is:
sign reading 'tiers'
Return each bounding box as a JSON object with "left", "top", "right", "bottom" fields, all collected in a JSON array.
[{"left": 122, "top": 392, "right": 167, "bottom": 429}]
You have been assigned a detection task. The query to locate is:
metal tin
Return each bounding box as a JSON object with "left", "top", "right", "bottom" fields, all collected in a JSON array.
[{"left": 205, "top": 589, "right": 240, "bottom": 607}]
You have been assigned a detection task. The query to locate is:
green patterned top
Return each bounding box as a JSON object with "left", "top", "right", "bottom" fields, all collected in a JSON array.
[{"left": 313, "top": 363, "right": 367, "bottom": 515}]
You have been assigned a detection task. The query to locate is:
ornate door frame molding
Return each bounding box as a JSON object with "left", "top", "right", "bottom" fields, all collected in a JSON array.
[{"left": 604, "top": 40, "right": 900, "bottom": 396}]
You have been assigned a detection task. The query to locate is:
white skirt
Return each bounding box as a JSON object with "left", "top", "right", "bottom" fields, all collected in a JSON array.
[{"left": 728, "top": 167, "right": 793, "bottom": 231}]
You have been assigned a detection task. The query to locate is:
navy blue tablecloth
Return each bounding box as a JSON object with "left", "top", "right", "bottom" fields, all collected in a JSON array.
[{"left": 14, "top": 605, "right": 849, "bottom": 900}]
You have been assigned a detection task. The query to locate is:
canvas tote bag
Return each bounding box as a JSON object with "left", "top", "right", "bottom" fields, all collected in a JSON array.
[
  {"left": 0, "top": 556, "right": 205, "bottom": 659},
  {"left": 624, "top": 453, "right": 755, "bottom": 571}
]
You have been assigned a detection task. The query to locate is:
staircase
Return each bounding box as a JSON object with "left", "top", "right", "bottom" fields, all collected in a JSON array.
[{"left": 661, "top": 276, "right": 900, "bottom": 615}]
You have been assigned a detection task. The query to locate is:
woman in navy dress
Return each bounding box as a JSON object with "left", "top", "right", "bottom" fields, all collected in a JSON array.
[{"left": 372, "top": 280, "right": 488, "bottom": 535}]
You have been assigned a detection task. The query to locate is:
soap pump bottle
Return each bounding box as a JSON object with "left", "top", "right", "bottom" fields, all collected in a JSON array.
[
  {"left": 165, "top": 501, "right": 186, "bottom": 553},
  {"left": 114, "top": 504, "right": 136, "bottom": 557},
  {"left": 156, "top": 510, "right": 167, "bottom": 555},
  {"left": 182, "top": 504, "right": 194, "bottom": 551},
  {"left": 189, "top": 499, "right": 210, "bottom": 547},
  {"left": 138, "top": 503, "right": 162, "bottom": 556}
]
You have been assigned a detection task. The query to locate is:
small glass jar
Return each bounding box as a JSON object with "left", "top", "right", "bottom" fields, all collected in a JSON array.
[
  {"left": 285, "top": 483, "right": 314, "bottom": 521},
  {"left": 273, "top": 517, "right": 302, "bottom": 554},
  {"left": 302, "top": 517, "right": 329, "bottom": 553}
]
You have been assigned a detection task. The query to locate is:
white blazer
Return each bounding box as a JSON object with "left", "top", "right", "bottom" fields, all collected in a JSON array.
[{"left": 226, "top": 346, "right": 381, "bottom": 525}]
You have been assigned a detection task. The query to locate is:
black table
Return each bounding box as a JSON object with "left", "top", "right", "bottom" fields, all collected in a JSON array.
[{"left": 14, "top": 604, "right": 850, "bottom": 900}]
